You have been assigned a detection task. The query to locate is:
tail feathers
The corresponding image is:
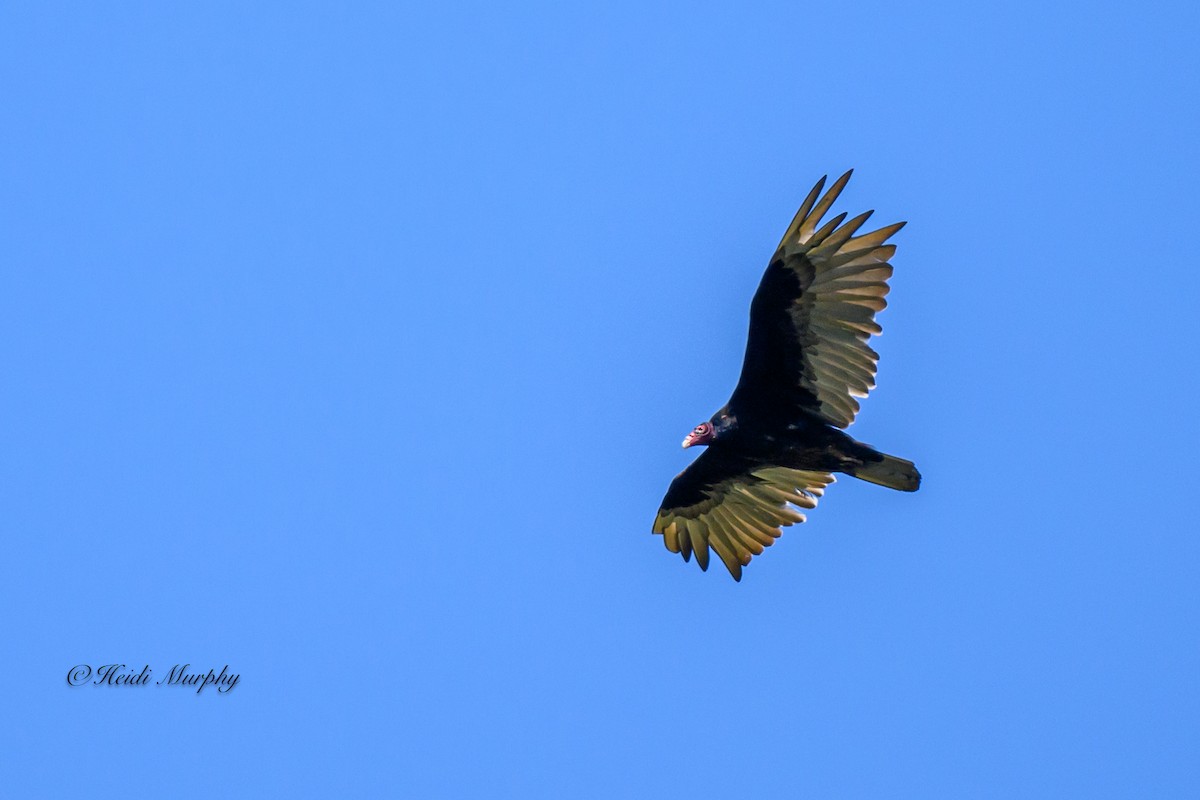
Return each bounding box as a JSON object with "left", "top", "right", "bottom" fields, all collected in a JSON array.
[{"left": 853, "top": 453, "right": 921, "bottom": 492}]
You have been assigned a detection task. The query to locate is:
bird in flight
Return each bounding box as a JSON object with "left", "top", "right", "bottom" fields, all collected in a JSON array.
[{"left": 652, "top": 171, "right": 920, "bottom": 580}]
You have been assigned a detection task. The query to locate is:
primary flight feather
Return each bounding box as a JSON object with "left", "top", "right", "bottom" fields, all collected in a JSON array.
[{"left": 652, "top": 170, "right": 921, "bottom": 581}]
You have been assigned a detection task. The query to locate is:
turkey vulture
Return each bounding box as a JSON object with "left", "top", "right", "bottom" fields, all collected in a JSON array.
[{"left": 652, "top": 170, "right": 921, "bottom": 581}]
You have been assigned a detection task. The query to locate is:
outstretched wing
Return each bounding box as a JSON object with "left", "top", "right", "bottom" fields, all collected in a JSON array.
[
  {"left": 652, "top": 448, "right": 834, "bottom": 581},
  {"left": 729, "top": 170, "right": 903, "bottom": 428}
]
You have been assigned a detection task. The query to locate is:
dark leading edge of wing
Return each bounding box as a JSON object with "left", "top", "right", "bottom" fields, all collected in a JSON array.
[
  {"left": 653, "top": 448, "right": 834, "bottom": 581},
  {"left": 730, "top": 170, "right": 903, "bottom": 428}
]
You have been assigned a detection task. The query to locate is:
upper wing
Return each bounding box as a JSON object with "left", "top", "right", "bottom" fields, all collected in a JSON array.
[
  {"left": 652, "top": 447, "right": 834, "bottom": 581},
  {"left": 729, "top": 170, "right": 903, "bottom": 428}
]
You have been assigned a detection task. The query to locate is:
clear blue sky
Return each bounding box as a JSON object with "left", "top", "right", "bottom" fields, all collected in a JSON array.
[{"left": 4, "top": 2, "right": 1198, "bottom": 797}]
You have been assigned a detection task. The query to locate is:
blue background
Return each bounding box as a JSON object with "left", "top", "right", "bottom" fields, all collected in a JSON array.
[{"left": 4, "top": 1, "right": 1198, "bottom": 796}]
